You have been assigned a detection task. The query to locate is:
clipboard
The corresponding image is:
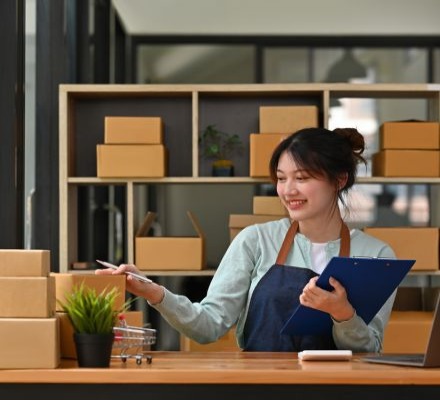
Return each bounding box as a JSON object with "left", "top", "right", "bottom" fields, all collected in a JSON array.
[{"left": 280, "top": 256, "right": 415, "bottom": 336}]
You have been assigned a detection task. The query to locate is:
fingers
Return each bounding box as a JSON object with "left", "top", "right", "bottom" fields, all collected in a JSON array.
[
  {"left": 299, "top": 276, "right": 319, "bottom": 305},
  {"left": 94, "top": 263, "right": 140, "bottom": 277}
]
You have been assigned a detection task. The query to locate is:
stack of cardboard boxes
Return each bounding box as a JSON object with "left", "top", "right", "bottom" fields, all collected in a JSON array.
[
  {"left": 372, "top": 121, "right": 440, "bottom": 177},
  {"left": 0, "top": 250, "right": 59, "bottom": 368},
  {"left": 97, "top": 116, "right": 167, "bottom": 178},
  {"left": 249, "top": 105, "right": 318, "bottom": 177}
]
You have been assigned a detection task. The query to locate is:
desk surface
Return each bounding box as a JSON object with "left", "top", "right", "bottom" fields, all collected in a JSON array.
[{"left": 1, "top": 351, "right": 440, "bottom": 385}]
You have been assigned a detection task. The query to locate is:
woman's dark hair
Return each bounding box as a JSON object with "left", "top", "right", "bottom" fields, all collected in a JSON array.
[{"left": 269, "top": 127, "right": 366, "bottom": 206}]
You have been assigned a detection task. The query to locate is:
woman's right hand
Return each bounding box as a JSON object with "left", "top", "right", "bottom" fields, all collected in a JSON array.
[{"left": 95, "top": 263, "right": 165, "bottom": 305}]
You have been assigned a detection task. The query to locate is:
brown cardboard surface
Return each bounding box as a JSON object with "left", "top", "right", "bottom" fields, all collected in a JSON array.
[
  {"left": 0, "top": 276, "right": 55, "bottom": 318},
  {"left": 372, "top": 150, "right": 439, "bottom": 177},
  {"left": 249, "top": 133, "right": 288, "bottom": 177},
  {"left": 52, "top": 273, "right": 126, "bottom": 312},
  {"left": 59, "top": 311, "right": 144, "bottom": 359},
  {"left": 96, "top": 144, "right": 167, "bottom": 178},
  {"left": 380, "top": 121, "right": 439, "bottom": 149},
  {"left": 0, "top": 249, "right": 50, "bottom": 277},
  {"left": 259, "top": 105, "right": 318, "bottom": 134},
  {"left": 253, "top": 196, "right": 288, "bottom": 216},
  {"left": 135, "top": 212, "right": 205, "bottom": 270},
  {"left": 229, "top": 214, "right": 285, "bottom": 241},
  {"left": 180, "top": 327, "right": 239, "bottom": 352},
  {"left": 104, "top": 116, "right": 163, "bottom": 144},
  {"left": 364, "top": 227, "right": 439, "bottom": 271},
  {"left": 383, "top": 311, "right": 433, "bottom": 353},
  {"left": 0, "top": 317, "right": 60, "bottom": 369}
]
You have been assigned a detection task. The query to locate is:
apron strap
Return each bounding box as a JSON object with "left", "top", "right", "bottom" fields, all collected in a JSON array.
[
  {"left": 276, "top": 221, "right": 299, "bottom": 265},
  {"left": 276, "top": 221, "right": 351, "bottom": 265}
]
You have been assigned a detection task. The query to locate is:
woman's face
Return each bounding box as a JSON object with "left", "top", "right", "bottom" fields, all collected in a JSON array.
[{"left": 276, "top": 151, "right": 339, "bottom": 223}]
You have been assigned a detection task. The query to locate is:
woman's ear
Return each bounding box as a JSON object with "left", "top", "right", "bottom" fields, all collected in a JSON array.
[{"left": 338, "top": 173, "right": 349, "bottom": 190}]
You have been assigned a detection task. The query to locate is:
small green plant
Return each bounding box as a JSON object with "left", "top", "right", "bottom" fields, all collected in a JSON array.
[
  {"left": 199, "top": 124, "right": 243, "bottom": 162},
  {"left": 58, "top": 283, "right": 131, "bottom": 334}
]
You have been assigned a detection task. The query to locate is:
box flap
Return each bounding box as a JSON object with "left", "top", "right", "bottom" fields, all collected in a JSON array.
[
  {"left": 187, "top": 211, "right": 205, "bottom": 240},
  {"left": 136, "top": 212, "right": 156, "bottom": 237},
  {"left": 136, "top": 211, "right": 205, "bottom": 238}
]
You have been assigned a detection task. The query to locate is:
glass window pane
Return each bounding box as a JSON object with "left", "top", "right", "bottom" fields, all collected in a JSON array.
[
  {"left": 263, "top": 48, "right": 309, "bottom": 82},
  {"left": 136, "top": 45, "right": 255, "bottom": 83}
]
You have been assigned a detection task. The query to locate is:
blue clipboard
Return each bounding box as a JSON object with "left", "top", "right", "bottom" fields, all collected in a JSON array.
[{"left": 280, "top": 256, "right": 415, "bottom": 336}]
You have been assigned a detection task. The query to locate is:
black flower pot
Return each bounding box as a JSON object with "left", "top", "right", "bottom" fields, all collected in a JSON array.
[{"left": 74, "top": 332, "right": 114, "bottom": 368}]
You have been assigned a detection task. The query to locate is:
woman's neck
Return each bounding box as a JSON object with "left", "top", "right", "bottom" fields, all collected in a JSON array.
[{"left": 298, "top": 216, "right": 344, "bottom": 243}]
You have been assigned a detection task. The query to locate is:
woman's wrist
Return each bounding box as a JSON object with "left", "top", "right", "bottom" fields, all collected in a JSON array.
[
  {"left": 146, "top": 283, "right": 165, "bottom": 305},
  {"left": 331, "top": 305, "right": 355, "bottom": 322}
]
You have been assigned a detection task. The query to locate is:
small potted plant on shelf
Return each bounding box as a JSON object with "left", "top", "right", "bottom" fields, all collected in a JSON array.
[
  {"left": 58, "top": 282, "right": 131, "bottom": 368},
  {"left": 199, "top": 124, "right": 244, "bottom": 176}
]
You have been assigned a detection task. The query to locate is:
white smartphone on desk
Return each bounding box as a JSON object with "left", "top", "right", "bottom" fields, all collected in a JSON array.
[
  {"left": 96, "top": 260, "right": 152, "bottom": 284},
  {"left": 298, "top": 350, "right": 352, "bottom": 361}
]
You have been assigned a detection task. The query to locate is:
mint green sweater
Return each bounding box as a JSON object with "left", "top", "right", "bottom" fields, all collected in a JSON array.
[{"left": 153, "top": 218, "right": 396, "bottom": 352}]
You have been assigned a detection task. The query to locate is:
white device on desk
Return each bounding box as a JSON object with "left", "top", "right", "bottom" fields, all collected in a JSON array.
[
  {"left": 96, "top": 260, "right": 152, "bottom": 284},
  {"left": 298, "top": 350, "right": 352, "bottom": 361}
]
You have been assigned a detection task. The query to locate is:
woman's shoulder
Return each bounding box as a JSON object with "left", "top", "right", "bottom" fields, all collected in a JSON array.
[{"left": 233, "top": 217, "right": 290, "bottom": 242}]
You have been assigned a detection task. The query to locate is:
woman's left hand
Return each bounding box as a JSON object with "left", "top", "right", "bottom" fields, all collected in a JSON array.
[{"left": 299, "top": 276, "right": 355, "bottom": 322}]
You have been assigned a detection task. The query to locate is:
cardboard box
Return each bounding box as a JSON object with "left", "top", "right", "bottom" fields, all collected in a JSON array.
[
  {"left": 229, "top": 214, "right": 285, "bottom": 241},
  {"left": 249, "top": 133, "right": 288, "bottom": 177},
  {"left": 136, "top": 211, "right": 205, "bottom": 270},
  {"left": 59, "top": 311, "right": 144, "bottom": 359},
  {"left": 0, "top": 249, "right": 50, "bottom": 277},
  {"left": 180, "top": 327, "right": 239, "bottom": 352},
  {"left": 380, "top": 121, "right": 439, "bottom": 150},
  {"left": 363, "top": 227, "right": 439, "bottom": 271},
  {"left": 96, "top": 144, "right": 167, "bottom": 178},
  {"left": 372, "top": 150, "right": 439, "bottom": 177},
  {"left": 0, "top": 317, "right": 60, "bottom": 369},
  {"left": 253, "top": 196, "right": 288, "bottom": 216},
  {"left": 259, "top": 105, "right": 318, "bottom": 134},
  {"left": 383, "top": 311, "right": 433, "bottom": 354},
  {"left": 52, "top": 273, "right": 126, "bottom": 312},
  {"left": 0, "top": 276, "right": 55, "bottom": 318},
  {"left": 104, "top": 116, "right": 163, "bottom": 144}
]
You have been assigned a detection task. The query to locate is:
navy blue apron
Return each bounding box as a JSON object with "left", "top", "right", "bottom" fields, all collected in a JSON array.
[{"left": 243, "top": 221, "right": 350, "bottom": 352}]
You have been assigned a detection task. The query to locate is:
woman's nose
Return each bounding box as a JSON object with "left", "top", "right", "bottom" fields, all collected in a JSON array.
[{"left": 284, "top": 180, "right": 298, "bottom": 195}]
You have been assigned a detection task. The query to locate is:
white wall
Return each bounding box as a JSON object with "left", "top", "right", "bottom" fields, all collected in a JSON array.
[{"left": 113, "top": 0, "right": 440, "bottom": 36}]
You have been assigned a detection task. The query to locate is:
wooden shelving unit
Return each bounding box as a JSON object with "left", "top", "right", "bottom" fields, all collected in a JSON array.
[{"left": 59, "top": 83, "right": 440, "bottom": 274}]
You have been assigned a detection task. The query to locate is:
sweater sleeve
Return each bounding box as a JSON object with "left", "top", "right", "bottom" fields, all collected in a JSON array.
[{"left": 151, "top": 225, "right": 260, "bottom": 344}]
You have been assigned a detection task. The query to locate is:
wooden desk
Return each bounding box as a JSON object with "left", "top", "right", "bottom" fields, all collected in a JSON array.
[{"left": 1, "top": 352, "right": 440, "bottom": 399}]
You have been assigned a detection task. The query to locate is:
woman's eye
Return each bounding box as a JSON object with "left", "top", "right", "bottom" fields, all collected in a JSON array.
[{"left": 277, "top": 176, "right": 286, "bottom": 182}]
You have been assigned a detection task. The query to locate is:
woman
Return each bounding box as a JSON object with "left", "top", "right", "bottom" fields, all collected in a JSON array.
[{"left": 96, "top": 127, "right": 395, "bottom": 352}]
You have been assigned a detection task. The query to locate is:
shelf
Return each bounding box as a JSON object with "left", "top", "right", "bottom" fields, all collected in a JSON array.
[
  {"left": 67, "top": 177, "right": 271, "bottom": 184},
  {"left": 68, "top": 269, "right": 217, "bottom": 277},
  {"left": 67, "top": 176, "right": 440, "bottom": 185},
  {"left": 69, "top": 269, "right": 438, "bottom": 278}
]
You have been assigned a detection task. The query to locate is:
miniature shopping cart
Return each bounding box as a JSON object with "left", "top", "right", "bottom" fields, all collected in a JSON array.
[{"left": 112, "top": 320, "right": 156, "bottom": 365}]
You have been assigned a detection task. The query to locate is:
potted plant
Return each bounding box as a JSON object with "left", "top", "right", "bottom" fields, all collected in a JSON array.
[
  {"left": 199, "top": 124, "right": 244, "bottom": 176},
  {"left": 58, "top": 282, "right": 131, "bottom": 368}
]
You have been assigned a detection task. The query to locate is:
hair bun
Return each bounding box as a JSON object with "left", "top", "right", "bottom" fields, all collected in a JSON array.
[{"left": 333, "top": 127, "right": 365, "bottom": 156}]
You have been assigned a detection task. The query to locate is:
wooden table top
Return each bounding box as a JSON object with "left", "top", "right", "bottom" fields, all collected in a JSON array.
[{"left": 1, "top": 352, "right": 440, "bottom": 385}]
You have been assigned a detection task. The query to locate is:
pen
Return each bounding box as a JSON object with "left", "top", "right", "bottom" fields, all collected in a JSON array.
[{"left": 96, "top": 260, "right": 152, "bottom": 284}]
